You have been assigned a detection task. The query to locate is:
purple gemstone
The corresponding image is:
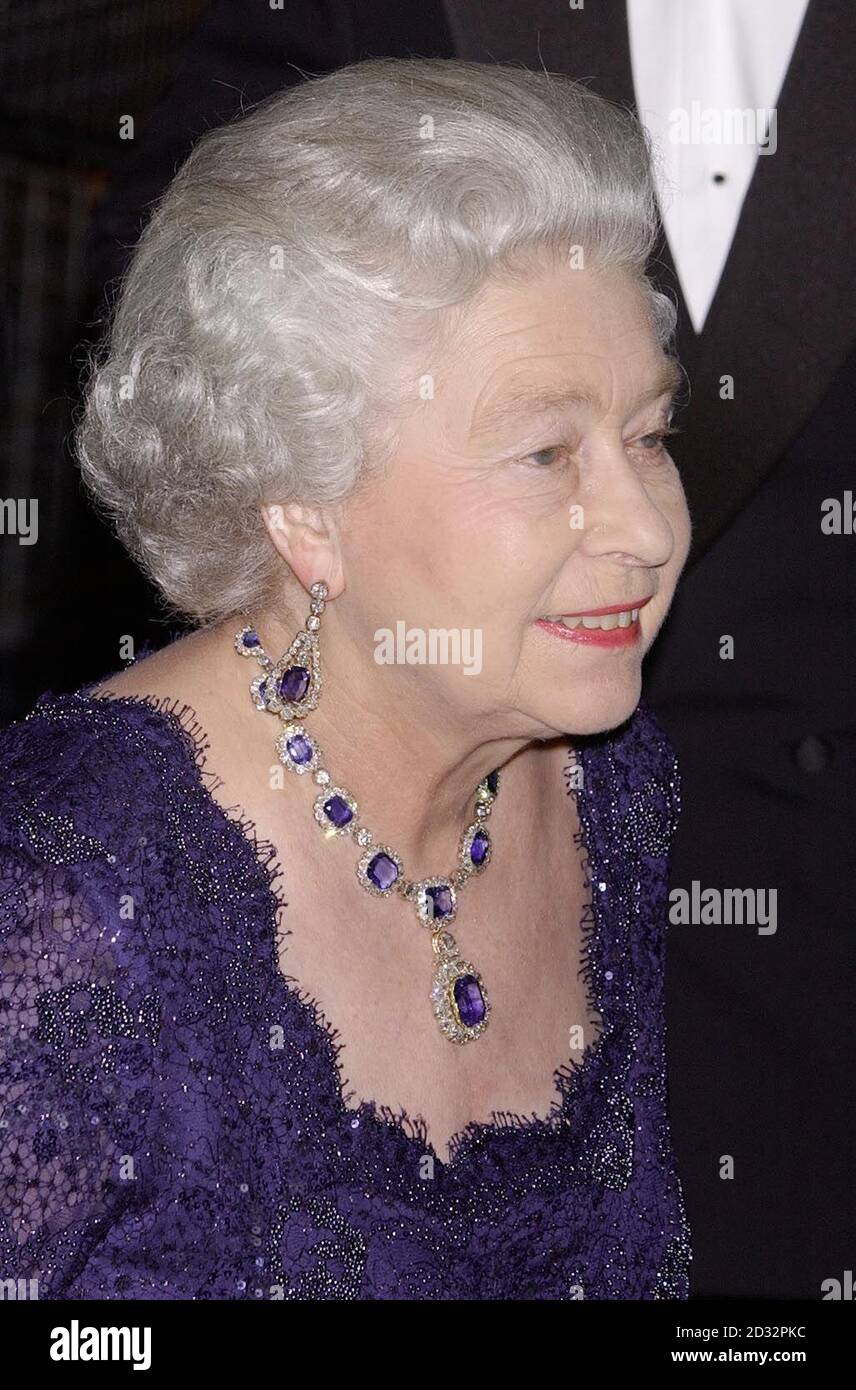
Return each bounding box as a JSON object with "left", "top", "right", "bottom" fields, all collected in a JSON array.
[
  {"left": 367, "top": 852, "right": 398, "bottom": 891},
  {"left": 486, "top": 770, "right": 499, "bottom": 795},
  {"left": 279, "top": 666, "right": 310, "bottom": 703},
  {"left": 242, "top": 629, "right": 261, "bottom": 649},
  {"left": 286, "top": 733, "right": 313, "bottom": 765},
  {"left": 454, "top": 974, "right": 486, "bottom": 1028},
  {"left": 425, "top": 883, "right": 453, "bottom": 919},
  {"left": 323, "top": 795, "right": 353, "bottom": 828},
  {"left": 469, "top": 830, "right": 489, "bottom": 867}
]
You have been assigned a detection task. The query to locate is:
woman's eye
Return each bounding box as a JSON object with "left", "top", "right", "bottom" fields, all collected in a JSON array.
[
  {"left": 630, "top": 425, "right": 680, "bottom": 454},
  {"left": 521, "top": 426, "right": 679, "bottom": 468},
  {"left": 524, "top": 445, "right": 567, "bottom": 468}
]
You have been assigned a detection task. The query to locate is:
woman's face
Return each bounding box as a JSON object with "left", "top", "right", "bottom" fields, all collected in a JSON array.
[{"left": 338, "top": 258, "right": 691, "bottom": 739}]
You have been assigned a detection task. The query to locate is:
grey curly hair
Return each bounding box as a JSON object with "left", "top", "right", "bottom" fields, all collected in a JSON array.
[{"left": 74, "top": 57, "right": 676, "bottom": 626}]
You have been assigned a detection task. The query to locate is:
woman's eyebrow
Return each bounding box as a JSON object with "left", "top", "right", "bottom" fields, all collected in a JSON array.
[
  {"left": 632, "top": 357, "right": 684, "bottom": 411},
  {"left": 468, "top": 358, "right": 682, "bottom": 440},
  {"left": 469, "top": 383, "right": 600, "bottom": 440}
]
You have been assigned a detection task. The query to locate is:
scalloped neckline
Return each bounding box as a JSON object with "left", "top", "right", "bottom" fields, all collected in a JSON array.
[{"left": 53, "top": 680, "right": 613, "bottom": 1173}]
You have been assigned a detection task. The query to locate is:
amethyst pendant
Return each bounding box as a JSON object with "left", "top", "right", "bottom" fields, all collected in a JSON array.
[{"left": 430, "top": 931, "right": 490, "bottom": 1042}]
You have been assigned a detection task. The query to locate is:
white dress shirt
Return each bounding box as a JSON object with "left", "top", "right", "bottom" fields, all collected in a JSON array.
[{"left": 627, "top": 0, "right": 811, "bottom": 332}]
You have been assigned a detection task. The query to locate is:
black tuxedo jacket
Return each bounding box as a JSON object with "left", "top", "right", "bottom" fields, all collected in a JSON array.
[{"left": 80, "top": 0, "right": 855, "bottom": 1298}]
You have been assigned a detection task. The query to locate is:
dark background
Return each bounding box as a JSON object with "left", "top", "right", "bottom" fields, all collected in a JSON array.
[{"left": 0, "top": 0, "right": 213, "bottom": 724}]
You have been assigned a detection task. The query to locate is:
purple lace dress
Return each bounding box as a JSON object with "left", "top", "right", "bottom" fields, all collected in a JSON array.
[{"left": 0, "top": 680, "right": 692, "bottom": 1300}]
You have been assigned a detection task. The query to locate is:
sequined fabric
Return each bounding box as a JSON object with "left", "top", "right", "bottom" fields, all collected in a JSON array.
[{"left": 0, "top": 682, "right": 692, "bottom": 1299}]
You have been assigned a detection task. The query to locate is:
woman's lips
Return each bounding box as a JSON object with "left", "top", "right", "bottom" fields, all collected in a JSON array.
[
  {"left": 534, "top": 596, "right": 652, "bottom": 648},
  {"left": 535, "top": 616, "right": 640, "bottom": 646}
]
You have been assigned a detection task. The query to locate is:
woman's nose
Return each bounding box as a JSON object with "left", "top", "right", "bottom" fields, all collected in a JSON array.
[{"left": 576, "top": 442, "right": 676, "bottom": 568}]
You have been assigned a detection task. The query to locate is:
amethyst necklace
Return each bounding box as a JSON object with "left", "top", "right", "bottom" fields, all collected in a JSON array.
[{"left": 235, "top": 581, "right": 496, "bottom": 1043}]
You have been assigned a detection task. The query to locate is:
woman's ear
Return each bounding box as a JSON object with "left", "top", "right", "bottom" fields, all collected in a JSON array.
[{"left": 262, "top": 502, "right": 345, "bottom": 598}]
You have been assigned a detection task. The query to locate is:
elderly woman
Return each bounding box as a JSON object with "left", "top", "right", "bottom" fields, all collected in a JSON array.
[{"left": 0, "top": 58, "right": 691, "bottom": 1299}]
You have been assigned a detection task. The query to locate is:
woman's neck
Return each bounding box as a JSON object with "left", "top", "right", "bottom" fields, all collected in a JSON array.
[{"left": 231, "top": 608, "right": 560, "bottom": 874}]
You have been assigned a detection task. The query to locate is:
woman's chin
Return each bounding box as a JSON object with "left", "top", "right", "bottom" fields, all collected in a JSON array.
[{"left": 531, "top": 673, "right": 643, "bottom": 738}]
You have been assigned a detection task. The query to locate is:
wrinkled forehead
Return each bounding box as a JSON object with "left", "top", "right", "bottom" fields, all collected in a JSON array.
[{"left": 429, "top": 265, "right": 674, "bottom": 429}]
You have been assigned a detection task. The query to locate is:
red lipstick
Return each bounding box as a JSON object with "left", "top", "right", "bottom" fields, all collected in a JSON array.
[{"left": 534, "top": 596, "right": 652, "bottom": 648}]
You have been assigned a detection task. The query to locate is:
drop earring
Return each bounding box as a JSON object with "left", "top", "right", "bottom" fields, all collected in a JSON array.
[{"left": 234, "top": 580, "right": 327, "bottom": 719}]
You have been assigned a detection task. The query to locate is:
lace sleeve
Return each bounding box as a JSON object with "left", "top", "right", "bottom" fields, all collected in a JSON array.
[{"left": 0, "top": 833, "right": 158, "bottom": 1299}]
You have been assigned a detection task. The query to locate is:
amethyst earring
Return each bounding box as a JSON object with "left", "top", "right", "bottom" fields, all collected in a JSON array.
[
  {"left": 235, "top": 581, "right": 496, "bottom": 1044},
  {"left": 234, "top": 580, "right": 326, "bottom": 720}
]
